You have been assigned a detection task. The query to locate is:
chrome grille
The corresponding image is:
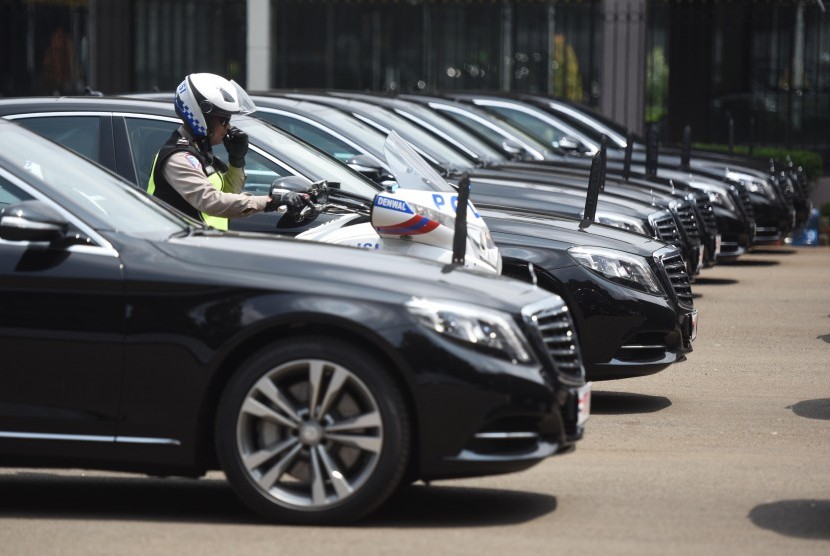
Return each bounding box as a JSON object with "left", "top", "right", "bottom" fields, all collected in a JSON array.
[
  {"left": 775, "top": 174, "right": 795, "bottom": 202},
  {"left": 694, "top": 194, "right": 718, "bottom": 234},
  {"left": 673, "top": 201, "right": 700, "bottom": 243},
  {"left": 658, "top": 250, "right": 694, "bottom": 308},
  {"left": 650, "top": 212, "right": 681, "bottom": 245},
  {"left": 529, "top": 304, "right": 583, "bottom": 379},
  {"left": 735, "top": 184, "right": 755, "bottom": 220}
]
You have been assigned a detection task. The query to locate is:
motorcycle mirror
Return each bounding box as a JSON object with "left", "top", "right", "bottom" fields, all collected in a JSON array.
[{"left": 271, "top": 175, "right": 327, "bottom": 229}]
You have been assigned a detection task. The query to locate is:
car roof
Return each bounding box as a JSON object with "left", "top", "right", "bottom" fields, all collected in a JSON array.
[{"left": 0, "top": 96, "right": 173, "bottom": 116}]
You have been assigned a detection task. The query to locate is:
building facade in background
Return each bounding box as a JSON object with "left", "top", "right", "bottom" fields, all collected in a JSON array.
[{"left": 3, "top": 0, "right": 828, "bottom": 165}]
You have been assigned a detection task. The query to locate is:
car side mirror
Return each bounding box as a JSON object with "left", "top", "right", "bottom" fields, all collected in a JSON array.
[
  {"left": 0, "top": 200, "right": 68, "bottom": 243},
  {"left": 557, "top": 136, "right": 582, "bottom": 152},
  {"left": 346, "top": 154, "right": 392, "bottom": 183},
  {"left": 501, "top": 140, "right": 524, "bottom": 160}
]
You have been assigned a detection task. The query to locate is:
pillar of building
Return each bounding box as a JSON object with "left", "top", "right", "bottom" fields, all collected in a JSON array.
[
  {"left": 247, "top": 0, "right": 271, "bottom": 90},
  {"left": 599, "top": 0, "right": 647, "bottom": 136}
]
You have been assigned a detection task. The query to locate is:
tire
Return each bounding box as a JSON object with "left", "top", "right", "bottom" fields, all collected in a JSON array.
[{"left": 215, "top": 336, "right": 410, "bottom": 524}]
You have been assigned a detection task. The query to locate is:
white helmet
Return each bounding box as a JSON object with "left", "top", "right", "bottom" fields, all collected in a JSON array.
[{"left": 174, "top": 73, "right": 257, "bottom": 138}]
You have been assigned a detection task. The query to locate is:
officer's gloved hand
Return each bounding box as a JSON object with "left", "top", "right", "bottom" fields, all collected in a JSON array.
[
  {"left": 265, "top": 187, "right": 311, "bottom": 213},
  {"left": 223, "top": 127, "right": 249, "bottom": 168}
]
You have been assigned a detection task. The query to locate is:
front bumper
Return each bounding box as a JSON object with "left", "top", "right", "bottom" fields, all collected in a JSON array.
[
  {"left": 545, "top": 265, "right": 692, "bottom": 381},
  {"left": 403, "top": 330, "right": 585, "bottom": 481},
  {"left": 714, "top": 206, "right": 754, "bottom": 262}
]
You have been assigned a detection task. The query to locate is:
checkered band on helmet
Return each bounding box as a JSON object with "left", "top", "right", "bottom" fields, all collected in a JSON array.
[{"left": 174, "top": 77, "right": 209, "bottom": 138}]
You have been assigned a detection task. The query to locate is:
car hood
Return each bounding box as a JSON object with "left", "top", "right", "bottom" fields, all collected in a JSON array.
[
  {"left": 481, "top": 206, "right": 667, "bottom": 259},
  {"left": 146, "top": 231, "right": 550, "bottom": 312}
]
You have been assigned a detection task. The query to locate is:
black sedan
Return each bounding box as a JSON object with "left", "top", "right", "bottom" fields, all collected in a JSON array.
[
  {"left": 0, "top": 119, "right": 589, "bottom": 524},
  {"left": 0, "top": 95, "right": 695, "bottom": 380}
]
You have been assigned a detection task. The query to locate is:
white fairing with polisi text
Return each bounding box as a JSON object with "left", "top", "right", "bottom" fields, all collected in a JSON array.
[{"left": 297, "top": 131, "right": 502, "bottom": 274}]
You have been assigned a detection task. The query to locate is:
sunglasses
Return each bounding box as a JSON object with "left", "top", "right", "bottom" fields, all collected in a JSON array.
[{"left": 213, "top": 116, "right": 231, "bottom": 129}]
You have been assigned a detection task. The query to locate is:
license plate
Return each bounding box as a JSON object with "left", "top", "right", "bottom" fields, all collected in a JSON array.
[
  {"left": 689, "top": 310, "right": 698, "bottom": 341},
  {"left": 715, "top": 234, "right": 722, "bottom": 257},
  {"left": 577, "top": 383, "right": 591, "bottom": 427}
]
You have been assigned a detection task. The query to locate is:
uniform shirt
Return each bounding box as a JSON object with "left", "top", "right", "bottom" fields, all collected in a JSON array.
[{"left": 161, "top": 127, "right": 269, "bottom": 218}]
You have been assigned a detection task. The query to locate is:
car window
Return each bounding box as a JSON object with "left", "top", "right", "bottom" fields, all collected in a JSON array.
[
  {"left": 211, "top": 143, "right": 293, "bottom": 196},
  {"left": 0, "top": 175, "right": 34, "bottom": 209},
  {"left": 483, "top": 105, "right": 568, "bottom": 147},
  {"left": 0, "top": 124, "right": 184, "bottom": 237},
  {"left": 436, "top": 109, "right": 511, "bottom": 149},
  {"left": 124, "top": 117, "right": 178, "bottom": 189},
  {"left": 262, "top": 114, "right": 363, "bottom": 163},
  {"left": 234, "top": 117, "right": 381, "bottom": 199},
  {"left": 14, "top": 116, "right": 100, "bottom": 162},
  {"left": 125, "top": 117, "right": 292, "bottom": 195}
]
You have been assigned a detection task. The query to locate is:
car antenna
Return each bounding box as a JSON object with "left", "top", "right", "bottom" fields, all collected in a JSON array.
[
  {"left": 581, "top": 148, "right": 605, "bottom": 229},
  {"left": 452, "top": 172, "right": 470, "bottom": 265},
  {"left": 645, "top": 124, "right": 659, "bottom": 179},
  {"left": 680, "top": 125, "right": 692, "bottom": 171},
  {"left": 622, "top": 132, "right": 633, "bottom": 183}
]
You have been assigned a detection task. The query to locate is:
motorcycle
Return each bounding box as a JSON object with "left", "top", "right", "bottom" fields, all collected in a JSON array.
[{"left": 275, "top": 131, "right": 502, "bottom": 275}]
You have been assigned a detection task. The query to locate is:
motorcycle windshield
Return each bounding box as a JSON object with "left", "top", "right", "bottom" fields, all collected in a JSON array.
[{"left": 384, "top": 131, "right": 456, "bottom": 193}]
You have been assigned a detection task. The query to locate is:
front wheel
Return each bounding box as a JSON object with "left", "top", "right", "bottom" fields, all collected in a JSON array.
[{"left": 215, "top": 337, "right": 410, "bottom": 524}]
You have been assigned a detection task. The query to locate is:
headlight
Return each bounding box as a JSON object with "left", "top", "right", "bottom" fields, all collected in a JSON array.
[
  {"left": 727, "top": 171, "right": 776, "bottom": 200},
  {"left": 405, "top": 298, "right": 534, "bottom": 363},
  {"left": 691, "top": 183, "right": 738, "bottom": 212},
  {"left": 699, "top": 187, "right": 738, "bottom": 212},
  {"left": 568, "top": 246, "right": 663, "bottom": 295},
  {"left": 706, "top": 190, "right": 737, "bottom": 212},
  {"left": 594, "top": 211, "right": 649, "bottom": 236}
]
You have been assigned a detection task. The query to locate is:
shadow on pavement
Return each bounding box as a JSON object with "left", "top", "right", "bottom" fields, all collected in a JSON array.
[
  {"left": 0, "top": 471, "right": 556, "bottom": 527},
  {"left": 787, "top": 398, "right": 830, "bottom": 420},
  {"left": 748, "top": 248, "right": 797, "bottom": 255},
  {"left": 718, "top": 259, "right": 779, "bottom": 267},
  {"left": 0, "top": 472, "right": 260, "bottom": 524},
  {"left": 819, "top": 333, "right": 830, "bottom": 344},
  {"left": 589, "top": 391, "right": 672, "bottom": 415},
  {"left": 748, "top": 499, "right": 830, "bottom": 539},
  {"left": 363, "top": 484, "right": 557, "bottom": 527},
  {"left": 693, "top": 277, "right": 739, "bottom": 286}
]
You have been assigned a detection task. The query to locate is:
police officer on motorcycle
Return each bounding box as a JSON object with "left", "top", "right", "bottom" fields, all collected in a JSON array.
[{"left": 148, "top": 73, "right": 310, "bottom": 229}]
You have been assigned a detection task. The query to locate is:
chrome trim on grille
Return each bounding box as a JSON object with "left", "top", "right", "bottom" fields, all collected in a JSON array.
[
  {"left": 654, "top": 247, "right": 694, "bottom": 309},
  {"left": 649, "top": 210, "right": 681, "bottom": 245},
  {"left": 734, "top": 183, "right": 755, "bottom": 220},
  {"left": 521, "top": 297, "right": 585, "bottom": 382},
  {"left": 672, "top": 200, "right": 701, "bottom": 243}
]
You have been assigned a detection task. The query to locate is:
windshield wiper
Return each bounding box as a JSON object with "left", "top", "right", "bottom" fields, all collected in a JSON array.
[{"left": 169, "top": 224, "right": 219, "bottom": 239}]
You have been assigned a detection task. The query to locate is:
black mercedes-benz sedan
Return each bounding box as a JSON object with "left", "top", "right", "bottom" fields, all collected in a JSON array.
[
  {"left": 0, "top": 119, "right": 590, "bottom": 524},
  {"left": 0, "top": 95, "right": 695, "bottom": 380}
]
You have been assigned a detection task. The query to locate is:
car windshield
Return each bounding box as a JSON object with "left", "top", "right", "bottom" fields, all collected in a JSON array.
[
  {"left": 300, "top": 97, "right": 477, "bottom": 172},
  {"left": 476, "top": 100, "right": 598, "bottom": 151},
  {"left": 388, "top": 102, "right": 507, "bottom": 163},
  {"left": 427, "top": 101, "right": 552, "bottom": 160},
  {"left": 384, "top": 130, "right": 456, "bottom": 193},
  {"left": 0, "top": 122, "right": 186, "bottom": 237},
  {"left": 547, "top": 100, "right": 640, "bottom": 145},
  {"left": 234, "top": 116, "right": 381, "bottom": 199},
  {"left": 353, "top": 107, "right": 477, "bottom": 171}
]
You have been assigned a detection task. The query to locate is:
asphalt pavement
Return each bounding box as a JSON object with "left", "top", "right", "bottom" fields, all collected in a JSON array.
[{"left": 0, "top": 246, "right": 828, "bottom": 555}]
